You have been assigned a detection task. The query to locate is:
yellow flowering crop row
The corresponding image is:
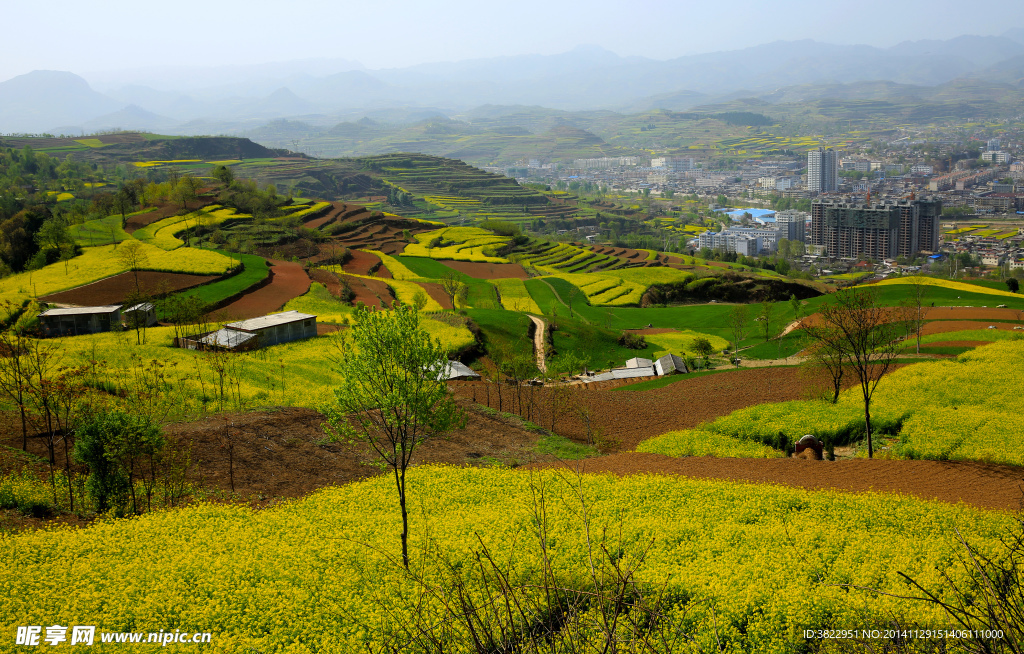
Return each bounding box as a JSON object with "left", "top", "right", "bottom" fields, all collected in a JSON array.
[
  {"left": 642, "top": 340, "right": 1024, "bottom": 465},
  {"left": 874, "top": 276, "right": 1022, "bottom": 299},
  {"left": 132, "top": 206, "right": 243, "bottom": 251},
  {"left": 645, "top": 330, "right": 730, "bottom": 359},
  {"left": 0, "top": 467, "right": 1012, "bottom": 653},
  {"left": 493, "top": 278, "right": 542, "bottom": 314},
  {"left": 365, "top": 250, "right": 418, "bottom": 281},
  {"left": 403, "top": 227, "right": 510, "bottom": 263},
  {"left": 281, "top": 202, "right": 332, "bottom": 221}
]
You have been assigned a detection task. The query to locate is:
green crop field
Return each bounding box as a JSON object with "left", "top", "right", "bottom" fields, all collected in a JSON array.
[
  {"left": 173, "top": 251, "right": 269, "bottom": 309},
  {"left": 392, "top": 256, "right": 500, "bottom": 309}
]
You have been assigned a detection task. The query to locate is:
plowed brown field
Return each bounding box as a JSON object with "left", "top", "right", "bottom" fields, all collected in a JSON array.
[
  {"left": 209, "top": 260, "right": 309, "bottom": 321},
  {"left": 417, "top": 282, "right": 452, "bottom": 309},
  {"left": 921, "top": 320, "right": 1019, "bottom": 335},
  {"left": 340, "top": 273, "right": 393, "bottom": 308},
  {"left": 40, "top": 271, "right": 218, "bottom": 305},
  {"left": 343, "top": 250, "right": 391, "bottom": 277},
  {"left": 441, "top": 261, "right": 529, "bottom": 279},
  {"left": 451, "top": 367, "right": 847, "bottom": 452},
  {"left": 527, "top": 454, "right": 1024, "bottom": 511}
]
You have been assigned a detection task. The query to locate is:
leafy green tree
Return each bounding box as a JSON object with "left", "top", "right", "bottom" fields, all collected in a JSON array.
[
  {"left": 692, "top": 337, "right": 714, "bottom": 366},
  {"left": 1007, "top": 278, "right": 1019, "bottom": 293},
  {"left": 323, "top": 304, "right": 466, "bottom": 569},
  {"left": 117, "top": 240, "right": 149, "bottom": 292},
  {"left": 211, "top": 165, "right": 234, "bottom": 187},
  {"left": 74, "top": 411, "right": 164, "bottom": 515}
]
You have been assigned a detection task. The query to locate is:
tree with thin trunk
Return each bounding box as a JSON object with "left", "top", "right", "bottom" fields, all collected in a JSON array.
[
  {"left": 439, "top": 271, "right": 465, "bottom": 311},
  {"left": 117, "top": 240, "right": 148, "bottom": 292},
  {"left": 322, "top": 304, "right": 465, "bottom": 569},
  {"left": 803, "top": 287, "right": 906, "bottom": 458},
  {"left": 758, "top": 300, "right": 776, "bottom": 343},
  {"left": 567, "top": 285, "right": 582, "bottom": 318},
  {"left": 904, "top": 276, "right": 929, "bottom": 354},
  {"left": 728, "top": 304, "right": 750, "bottom": 353},
  {"left": 802, "top": 325, "right": 847, "bottom": 404},
  {"left": 692, "top": 336, "right": 714, "bottom": 368},
  {"left": 0, "top": 327, "right": 31, "bottom": 450}
]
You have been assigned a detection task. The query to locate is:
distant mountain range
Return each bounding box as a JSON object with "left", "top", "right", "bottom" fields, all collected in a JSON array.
[{"left": 1, "top": 31, "right": 1023, "bottom": 137}]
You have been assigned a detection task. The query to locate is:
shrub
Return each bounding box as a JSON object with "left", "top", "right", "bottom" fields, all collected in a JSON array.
[{"left": 617, "top": 332, "right": 647, "bottom": 350}]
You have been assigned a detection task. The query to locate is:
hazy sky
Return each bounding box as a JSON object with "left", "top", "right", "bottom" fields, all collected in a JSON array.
[{"left": 3, "top": 0, "right": 1023, "bottom": 83}]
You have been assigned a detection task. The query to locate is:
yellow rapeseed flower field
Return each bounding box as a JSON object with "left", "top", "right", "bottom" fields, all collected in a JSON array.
[
  {"left": 0, "top": 245, "right": 235, "bottom": 318},
  {"left": 874, "top": 276, "right": 1021, "bottom": 298},
  {"left": 493, "top": 278, "right": 542, "bottom": 314},
  {"left": 0, "top": 467, "right": 1012, "bottom": 653}
]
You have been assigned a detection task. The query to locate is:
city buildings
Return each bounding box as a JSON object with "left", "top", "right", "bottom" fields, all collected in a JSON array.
[
  {"left": 981, "top": 150, "right": 1012, "bottom": 164},
  {"left": 807, "top": 148, "right": 838, "bottom": 193},
  {"left": 810, "top": 198, "right": 942, "bottom": 260},
  {"left": 775, "top": 210, "right": 808, "bottom": 242}
]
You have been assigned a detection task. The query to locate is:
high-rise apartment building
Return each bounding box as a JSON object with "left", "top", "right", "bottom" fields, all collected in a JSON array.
[
  {"left": 775, "top": 210, "right": 807, "bottom": 243},
  {"left": 810, "top": 198, "right": 942, "bottom": 260},
  {"left": 807, "top": 148, "right": 838, "bottom": 193}
]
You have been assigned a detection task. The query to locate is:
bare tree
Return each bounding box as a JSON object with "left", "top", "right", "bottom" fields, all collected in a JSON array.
[
  {"left": 803, "top": 287, "right": 906, "bottom": 457},
  {"left": 758, "top": 300, "right": 776, "bottom": 343},
  {"left": 904, "top": 276, "right": 929, "bottom": 354},
  {"left": 728, "top": 305, "right": 750, "bottom": 354},
  {"left": 802, "top": 325, "right": 847, "bottom": 404},
  {"left": 0, "top": 327, "right": 31, "bottom": 450}
]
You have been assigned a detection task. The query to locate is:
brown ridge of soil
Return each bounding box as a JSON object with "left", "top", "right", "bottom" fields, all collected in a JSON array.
[
  {"left": 924, "top": 340, "right": 991, "bottom": 348},
  {"left": 302, "top": 201, "right": 345, "bottom": 230},
  {"left": 921, "top": 320, "right": 1019, "bottom": 335},
  {"left": 526, "top": 453, "right": 1024, "bottom": 512},
  {"left": 165, "top": 398, "right": 555, "bottom": 500},
  {"left": 209, "top": 260, "right": 310, "bottom": 321},
  {"left": 307, "top": 268, "right": 343, "bottom": 297},
  {"left": 440, "top": 260, "right": 529, "bottom": 280},
  {"left": 922, "top": 306, "right": 1023, "bottom": 321},
  {"left": 339, "top": 272, "right": 393, "bottom": 308},
  {"left": 800, "top": 307, "right": 1023, "bottom": 330},
  {"left": 378, "top": 241, "right": 408, "bottom": 255},
  {"left": 343, "top": 250, "right": 390, "bottom": 277},
  {"left": 417, "top": 281, "right": 453, "bottom": 310},
  {"left": 450, "top": 367, "right": 854, "bottom": 453},
  {"left": 40, "top": 271, "right": 219, "bottom": 306}
]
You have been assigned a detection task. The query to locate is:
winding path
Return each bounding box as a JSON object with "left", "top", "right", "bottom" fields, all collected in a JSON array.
[{"left": 529, "top": 315, "right": 547, "bottom": 372}]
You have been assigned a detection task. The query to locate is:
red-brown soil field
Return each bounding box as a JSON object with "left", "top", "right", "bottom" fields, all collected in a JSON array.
[
  {"left": 209, "top": 260, "right": 309, "bottom": 321},
  {"left": 441, "top": 261, "right": 529, "bottom": 280},
  {"left": 451, "top": 367, "right": 852, "bottom": 452},
  {"left": 338, "top": 273, "right": 393, "bottom": 309},
  {"left": 528, "top": 454, "right": 1024, "bottom": 512},
  {"left": 921, "top": 320, "right": 1019, "bottom": 335},
  {"left": 924, "top": 340, "right": 990, "bottom": 349},
  {"left": 40, "top": 271, "right": 219, "bottom": 306},
  {"left": 417, "top": 282, "right": 453, "bottom": 309},
  {"left": 341, "top": 250, "right": 391, "bottom": 277}
]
